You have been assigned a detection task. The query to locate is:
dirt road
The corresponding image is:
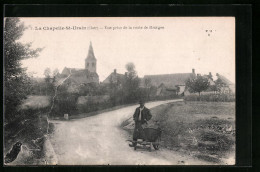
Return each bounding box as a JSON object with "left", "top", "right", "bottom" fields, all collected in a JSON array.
[{"left": 48, "top": 99, "right": 210, "bottom": 165}]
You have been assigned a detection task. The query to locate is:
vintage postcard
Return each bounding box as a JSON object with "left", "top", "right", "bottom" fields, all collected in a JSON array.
[{"left": 4, "top": 17, "right": 235, "bottom": 165}]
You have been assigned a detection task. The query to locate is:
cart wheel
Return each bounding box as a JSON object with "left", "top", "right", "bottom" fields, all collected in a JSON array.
[
  {"left": 149, "top": 142, "right": 152, "bottom": 152},
  {"left": 153, "top": 144, "right": 159, "bottom": 150},
  {"left": 153, "top": 138, "right": 160, "bottom": 150}
]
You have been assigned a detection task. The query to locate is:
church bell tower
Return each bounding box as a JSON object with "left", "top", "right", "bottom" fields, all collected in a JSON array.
[{"left": 85, "top": 41, "right": 97, "bottom": 73}]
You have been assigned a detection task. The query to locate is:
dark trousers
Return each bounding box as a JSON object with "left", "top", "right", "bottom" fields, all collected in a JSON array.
[{"left": 133, "top": 121, "right": 145, "bottom": 141}]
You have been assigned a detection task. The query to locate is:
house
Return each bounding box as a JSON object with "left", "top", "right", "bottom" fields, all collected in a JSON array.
[
  {"left": 184, "top": 72, "right": 235, "bottom": 95},
  {"left": 102, "top": 69, "right": 125, "bottom": 86},
  {"left": 156, "top": 83, "right": 178, "bottom": 96},
  {"left": 216, "top": 73, "right": 235, "bottom": 94},
  {"left": 142, "top": 69, "right": 196, "bottom": 95},
  {"left": 56, "top": 42, "right": 99, "bottom": 88}
]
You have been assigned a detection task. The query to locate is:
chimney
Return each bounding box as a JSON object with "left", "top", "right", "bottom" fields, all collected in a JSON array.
[
  {"left": 114, "top": 69, "right": 117, "bottom": 74},
  {"left": 216, "top": 73, "right": 219, "bottom": 76},
  {"left": 192, "top": 68, "right": 195, "bottom": 74},
  {"left": 209, "top": 72, "right": 212, "bottom": 77}
]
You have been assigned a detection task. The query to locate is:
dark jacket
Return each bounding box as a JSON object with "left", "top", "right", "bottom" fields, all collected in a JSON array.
[{"left": 133, "top": 106, "right": 152, "bottom": 124}]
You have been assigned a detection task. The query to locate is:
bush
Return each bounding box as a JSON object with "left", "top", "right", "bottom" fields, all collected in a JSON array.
[
  {"left": 77, "top": 100, "right": 113, "bottom": 114},
  {"left": 50, "top": 91, "right": 79, "bottom": 117},
  {"left": 184, "top": 93, "right": 235, "bottom": 102}
]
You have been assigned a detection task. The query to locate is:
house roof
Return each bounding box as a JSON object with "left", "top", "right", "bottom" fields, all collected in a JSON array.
[
  {"left": 102, "top": 72, "right": 125, "bottom": 84},
  {"left": 158, "top": 83, "right": 178, "bottom": 90},
  {"left": 69, "top": 68, "right": 85, "bottom": 73},
  {"left": 142, "top": 73, "right": 195, "bottom": 88},
  {"left": 217, "top": 74, "right": 234, "bottom": 85}
]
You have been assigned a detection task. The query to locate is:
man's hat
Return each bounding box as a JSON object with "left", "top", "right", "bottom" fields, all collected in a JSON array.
[{"left": 139, "top": 99, "right": 145, "bottom": 104}]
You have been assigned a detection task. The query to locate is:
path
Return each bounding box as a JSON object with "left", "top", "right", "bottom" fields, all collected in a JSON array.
[{"left": 48, "top": 99, "right": 210, "bottom": 165}]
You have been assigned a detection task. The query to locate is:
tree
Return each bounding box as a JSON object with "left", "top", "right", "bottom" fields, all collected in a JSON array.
[
  {"left": 144, "top": 78, "right": 151, "bottom": 88},
  {"left": 122, "top": 62, "right": 141, "bottom": 103},
  {"left": 214, "top": 78, "right": 227, "bottom": 93},
  {"left": 185, "top": 75, "right": 210, "bottom": 97},
  {"left": 125, "top": 62, "right": 137, "bottom": 79},
  {"left": 43, "top": 68, "right": 55, "bottom": 95},
  {"left": 44, "top": 68, "right": 51, "bottom": 82},
  {"left": 52, "top": 68, "right": 59, "bottom": 77},
  {"left": 4, "top": 18, "right": 42, "bottom": 121},
  {"left": 144, "top": 78, "right": 152, "bottom": 100},
  {"left": 51, "top": 68, "right": 60, "bottom": 84}
]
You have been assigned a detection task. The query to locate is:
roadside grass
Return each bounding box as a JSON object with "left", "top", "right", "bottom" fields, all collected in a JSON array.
[
  {"left": 4, "top": 95, "right": 51, "bottom": 165},
  {"left": 122, "top": 101, "right": 235, "bottom": 164},
  {"left": 4, "top": 113, "right": 49, "bottom": 165},
  {"left": 184, "top": 94, "right": 235, "bottom": 102}
]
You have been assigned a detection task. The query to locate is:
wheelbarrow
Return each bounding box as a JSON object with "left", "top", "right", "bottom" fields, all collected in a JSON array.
[{"left": 127, "top": 127, "right": 162, "bottom": 152}]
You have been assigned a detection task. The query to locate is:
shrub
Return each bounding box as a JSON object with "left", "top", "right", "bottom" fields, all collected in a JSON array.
[
  {"left": 77, "top": 100, "right": 113, "bottom": 114},
  {"left": 50, "top": 91, "right": 79, "bottom": 117}
]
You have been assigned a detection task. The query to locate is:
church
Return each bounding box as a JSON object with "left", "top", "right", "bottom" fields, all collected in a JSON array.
[{"left": 59, "top": 42, "right": 99, "bottom": 85}]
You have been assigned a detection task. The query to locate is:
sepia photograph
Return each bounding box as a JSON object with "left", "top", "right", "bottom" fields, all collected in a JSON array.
[{"left": 4, "top": 17, "right": 235, "bottom": 165}]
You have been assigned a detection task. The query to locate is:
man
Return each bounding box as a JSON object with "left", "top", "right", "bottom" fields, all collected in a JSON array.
[{"left": 129, "top": 100, "right": 152, "bottom": 147}]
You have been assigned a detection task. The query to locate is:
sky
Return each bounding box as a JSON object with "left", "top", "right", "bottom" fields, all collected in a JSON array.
[{"left": 18, "top": 17, "right": 235, "bottom": 83}]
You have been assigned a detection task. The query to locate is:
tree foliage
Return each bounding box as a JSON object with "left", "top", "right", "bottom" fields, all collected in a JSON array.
[
  {"left": 52, "top": 68, "right": 59, "bottom": 76},
  {"left": 214, "top": 78, "right": 228, "bottom": 93},
  {"left": 122, "top": 62, "right": 141, "bottom": 103},
  {"left": 185, "top": 75, "right": 210, "bottom": 96},
  {"left": 4, "top": 18, "right": 42, "bottom": 121},
  {"left": 144, "top": 78, "right": 151, "bottom": 88},
  {"left": 44, "top": 67, "right": 51, "bottom": 83}
]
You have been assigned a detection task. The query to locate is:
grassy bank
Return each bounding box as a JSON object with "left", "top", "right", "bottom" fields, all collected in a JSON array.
[
  {"left": 4, "top": 95, "right": 51, "bottom": 165},
  {"left": 122, "top": 101, "right": 235, "bottom": 164},
  {"left": 184, "top": 94, "right": 235, "bottom": 102}
]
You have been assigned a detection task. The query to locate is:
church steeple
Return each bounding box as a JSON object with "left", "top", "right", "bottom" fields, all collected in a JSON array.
[
  {"left": 85, "top": 41, "right": 97, "bottom": 73},
  {"left": 87, "top": 41, "right": 96, "bottom": 60}
]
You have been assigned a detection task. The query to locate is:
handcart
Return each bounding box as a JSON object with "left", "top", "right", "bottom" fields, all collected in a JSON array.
[{"left": 127, "top": 127, "right": 162, "bottom": 152}]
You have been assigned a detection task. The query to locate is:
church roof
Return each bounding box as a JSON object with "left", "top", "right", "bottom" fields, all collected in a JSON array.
[
  {"left": 61, "top": 67, "right": 98, "bottom": 76},
  {"left": 86, "top": 41, "right": 96, "bottom": 60}
]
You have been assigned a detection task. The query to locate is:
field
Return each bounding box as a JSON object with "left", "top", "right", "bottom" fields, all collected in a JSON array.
[
  {"left": 19, "top": 95, "right": 51, "bottom": 110},
  {"left": 122, "top": 101, "right": 235, "bottom": 164}
]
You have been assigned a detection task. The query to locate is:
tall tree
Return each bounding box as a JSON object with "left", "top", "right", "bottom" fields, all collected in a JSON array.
[
  {"left": 123, "top": 62, "right": 140, "bottom": 103},
  {"left": 44, "top": 68, "right": 51, "bottom": 83},
  {"left": 144, "top": 78, "right": 151, "bottom": 88},
  {"left": 144, "top": 78, "right": 152, "bottom": 99},
  {"left": 214, "top": 78, "right": 227, "bottom": 93},
  {"left": 52, "top": 68, "right": 59, "bottom": 77},
  {"left": 4, "top": 18, "right": 42, "bottom": 121},
  {"left": 186, "top": 75, "right": 210, "bottom": 97}
]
